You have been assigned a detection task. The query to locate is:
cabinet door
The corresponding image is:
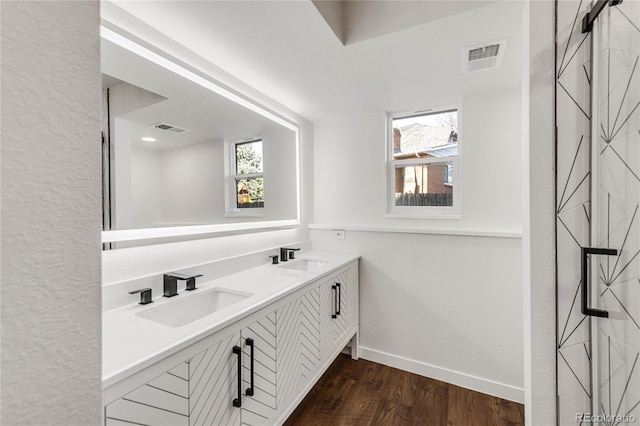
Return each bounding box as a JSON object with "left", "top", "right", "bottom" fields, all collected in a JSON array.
[
  {"left": 333, "top": 269, "right": 349, "bottom": 343},
  {"left": 319, "top": 264, "right": 358, "bottom": 359},
  {"left": 319, "top": 279, "right": 335, "bottom": 360},
  {"left": 344, "top": 264, "right": 359, "bottom": 331},
  {"left": 299, "top": 285, "right": 321, "bottom": 384},
  {"left": 189, "top": 333, "right": 241, "bottom": 426},
  {"left": 276, "top": 285, "right": 321, "bottom": 408},
  {"left": 240, "top": 312, "right": 278, "bottom": 426},
  {"left": 105, "top": 332, "right": 241, "bottom": 426}
]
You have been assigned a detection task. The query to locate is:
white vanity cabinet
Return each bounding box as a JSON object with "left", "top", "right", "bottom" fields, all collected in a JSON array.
[
  {"left": 104, "top": 259, "right": 359, "bottom": 426},
  {"left": 105, "top": 312, "right": 277, "bottom": 426},
  {"left": 105, "top": 330, "right": 240, "bottom": 426},
  {"left": 275, "top": 262, "right": 359, "bottom": 417}
]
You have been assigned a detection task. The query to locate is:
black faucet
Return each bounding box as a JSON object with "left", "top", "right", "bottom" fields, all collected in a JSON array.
[
  {"left": 163, "top": 272, "right": 203, "bottom": 297},
  {"left": 129, "top": 288, "right": 153, "bottom": 305},
  {"left": 280, "top": 247, "right": 300, "bottom": 262}
]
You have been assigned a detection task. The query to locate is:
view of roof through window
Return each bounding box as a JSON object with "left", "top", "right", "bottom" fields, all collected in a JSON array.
[{"left": 392, "top": 110, "right": 458, "bottom": 159}]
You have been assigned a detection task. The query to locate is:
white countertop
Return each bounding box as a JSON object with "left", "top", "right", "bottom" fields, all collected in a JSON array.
[{"left": 102, "top": 251, "right": 359, "bottom": 388}]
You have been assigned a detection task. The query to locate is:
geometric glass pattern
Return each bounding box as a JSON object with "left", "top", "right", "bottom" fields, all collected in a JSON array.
[{"left": 557, "top": 0, "right": 640, "bottom": 424}]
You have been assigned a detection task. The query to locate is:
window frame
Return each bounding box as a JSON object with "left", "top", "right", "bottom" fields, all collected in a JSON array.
[
  {"left": 224, "top": 137, "right": 265, "bottom": 217},
  {"left": 386, "top": 106, "right": 462, "bottom": 218}
]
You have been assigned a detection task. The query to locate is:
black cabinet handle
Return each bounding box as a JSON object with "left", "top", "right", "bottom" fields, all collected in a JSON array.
[
  {"left": 581, "top": 247, "right": 617, "bottom": 317},
  {"left": 336, "top": 283, "right": 341, "bottom": 316},
  {"left": 232, "top": 345, "right": 242, "bottom": 407},
  {"left": 332, "top": 285, "right": 337, "bottom": 319},
  {"left": 245, "top": 338, "right": 254, "bottom": 397}
]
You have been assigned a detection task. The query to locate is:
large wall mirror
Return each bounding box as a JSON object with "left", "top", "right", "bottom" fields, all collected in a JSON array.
[{"left": 101, "top": 28, "right": 300, "bottom": 245}]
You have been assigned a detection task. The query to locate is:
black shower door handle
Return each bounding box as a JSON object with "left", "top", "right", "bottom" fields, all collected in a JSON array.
[{"left": 581, "top": 247, "right": 617, "bottom": 317}]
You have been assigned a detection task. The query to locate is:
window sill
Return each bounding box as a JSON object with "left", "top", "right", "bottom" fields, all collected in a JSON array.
[
  {"left": 385, "top": 213, "right": 462, "bottom": 220},
  {"left": 309, "top": 223, "right": 522, "bottom": 239},
  {"left": 225, "top": 212, "right": 265, "bottom": 218}
]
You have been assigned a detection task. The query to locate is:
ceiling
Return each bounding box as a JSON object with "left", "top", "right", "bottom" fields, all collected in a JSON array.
[
  {"left": 107, "top": 0, "right": 524, "bottom": 123},
  {"left": 312, "top": 0, "right": 498, "bottom": 45}
]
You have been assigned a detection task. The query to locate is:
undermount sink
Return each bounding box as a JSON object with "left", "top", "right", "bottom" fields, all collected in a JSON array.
[
  {"left": 136, "top": 288, "right": 253, "bottom": 327},
  {"left": 278, "top": 259, "right": 328, "bottom": 272}
]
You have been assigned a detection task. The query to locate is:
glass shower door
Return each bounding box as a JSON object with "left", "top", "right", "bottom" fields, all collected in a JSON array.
[
  {"left": 556, "top": 0, "right": 640, "bottom": 424},
  {"left": 591, "top": 1, "right": 640, "bottom": 423}
]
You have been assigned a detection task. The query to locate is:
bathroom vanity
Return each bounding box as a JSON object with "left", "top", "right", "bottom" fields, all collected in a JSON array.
[
  {"left": 99, "top": 14, "right": 359, "bottom": 426},
  {"left": 102, "top": 253, "right": 359, "bottom": 425}
]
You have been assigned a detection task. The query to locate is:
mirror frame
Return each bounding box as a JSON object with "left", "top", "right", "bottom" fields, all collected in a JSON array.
[{"left": 100, "top": 26, "right": 301, "bottom": 244}]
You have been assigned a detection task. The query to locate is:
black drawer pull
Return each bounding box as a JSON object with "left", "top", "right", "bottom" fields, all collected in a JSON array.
[
  {"left": 336, "top": 283, "right": 341, "bottom": 316},
  {"left": 332, "top": 285, "right": 337, "bottom": 319},
  {"left": 232, "top": 345, "right": 242, "bottom": 407},
  {"left": 246, "top": 338, "right": 255, "bottom": 397}
]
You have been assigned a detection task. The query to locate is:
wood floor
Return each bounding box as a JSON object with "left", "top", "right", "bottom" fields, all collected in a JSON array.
[{"left": 284, "top": 354, "right": 524, "bottom": 426}]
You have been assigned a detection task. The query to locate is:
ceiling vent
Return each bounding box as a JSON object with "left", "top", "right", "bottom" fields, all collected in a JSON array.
[
  {"left": 462, "top": 39, "right": 508, "bottom": 73},
  {"left": 151, "top": 122, "right": 190, "bottom": 134}
]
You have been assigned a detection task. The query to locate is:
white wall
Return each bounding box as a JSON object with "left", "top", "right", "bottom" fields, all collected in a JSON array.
[
  {"left": 114, "top": 118, "right": 134, "bottom": 229},
  {"left": 314, "top": 89, "right": 522, "bottom": 232},
  {"left": 1, "top": 1, "right": 102, "bottom": 424},
  {"left": 462, "top": 90, "right": 522, "bottom": 230},
  {"left": 160, "top": 139, "right": 225, "bottom": 225},
  {"left": 131, "top": 147, "right": 162, "bottom": 228},
  {"left": 110, "top": 82, "right": 165, "bottom": 230},
  {"left": 263, "top": 126, "right": 298, "bottom": 221},
  {"left": 312, "top": 88, "right": 524, "bottom": 401},
  {"left": 312, "top": 231, "right": 523, "bottom": 400},
  {"left": 129, "top": 130, "right": 298, "bottom": 228}
]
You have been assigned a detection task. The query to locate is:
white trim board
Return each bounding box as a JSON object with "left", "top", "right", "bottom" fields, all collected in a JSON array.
[
  {"left": 359, "top": 346, "right": 525, "bottom": 404},
  {"left": 309, "top": 224, "right": 522, "bottom": 239}
]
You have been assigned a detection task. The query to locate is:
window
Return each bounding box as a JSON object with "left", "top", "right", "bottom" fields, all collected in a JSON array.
[
  {"left": 226, "top": 138, "right": 264, "bottom": 215},
  {"left": 387, "top": 108, "right": 460, "bottom": 217}
]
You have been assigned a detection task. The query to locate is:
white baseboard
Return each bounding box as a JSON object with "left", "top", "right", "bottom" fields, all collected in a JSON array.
[{"left": 359, "top": 346, "right": 524, "bottom": 404}]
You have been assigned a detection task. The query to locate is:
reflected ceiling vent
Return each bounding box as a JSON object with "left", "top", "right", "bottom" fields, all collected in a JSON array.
[
  {"left": 462, "top": 39, "right": 508, "bottom": 73},
  {"left": 151, "top": 122, "right": 190, "bottom": 134}
]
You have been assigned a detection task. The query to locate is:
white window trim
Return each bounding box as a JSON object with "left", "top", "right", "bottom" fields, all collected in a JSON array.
[
  {"left": 386, "top": 106, "right": 462, "bottom": 218},
  {"left": 224, "top": 137, "right": 264, "bottom": 217}
]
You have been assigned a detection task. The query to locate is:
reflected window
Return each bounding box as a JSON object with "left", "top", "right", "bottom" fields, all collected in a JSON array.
[{"left": 232, "top": 139, "right": 264, "bottom": 210}]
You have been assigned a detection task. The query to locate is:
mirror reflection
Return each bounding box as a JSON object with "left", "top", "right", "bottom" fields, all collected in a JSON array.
[{"left": 101, "top": 31, "right": 299, "bottom": 237}]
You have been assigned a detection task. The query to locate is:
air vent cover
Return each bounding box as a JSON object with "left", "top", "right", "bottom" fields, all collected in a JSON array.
[
  {"left": 469, "top": 44, "right": 500, "bottom": 61},
  {"left": 151, "top": 122, "right": 190, "bottom": 134},
  {"left": 462, "top": 39, "right": 508, "bottom": 73}
]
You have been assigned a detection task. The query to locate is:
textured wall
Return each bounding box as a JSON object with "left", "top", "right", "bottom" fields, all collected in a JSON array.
[
  {"left": 521, "top": 1, "right": 557, "bottom": 424},
  {"left": 1, "top": 1, "right": 102, "bottom": 424}
]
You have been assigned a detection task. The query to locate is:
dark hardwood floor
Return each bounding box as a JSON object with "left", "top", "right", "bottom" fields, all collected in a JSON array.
[{"left": 284, "top": 354, "right": 524, "bottom": 426}]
